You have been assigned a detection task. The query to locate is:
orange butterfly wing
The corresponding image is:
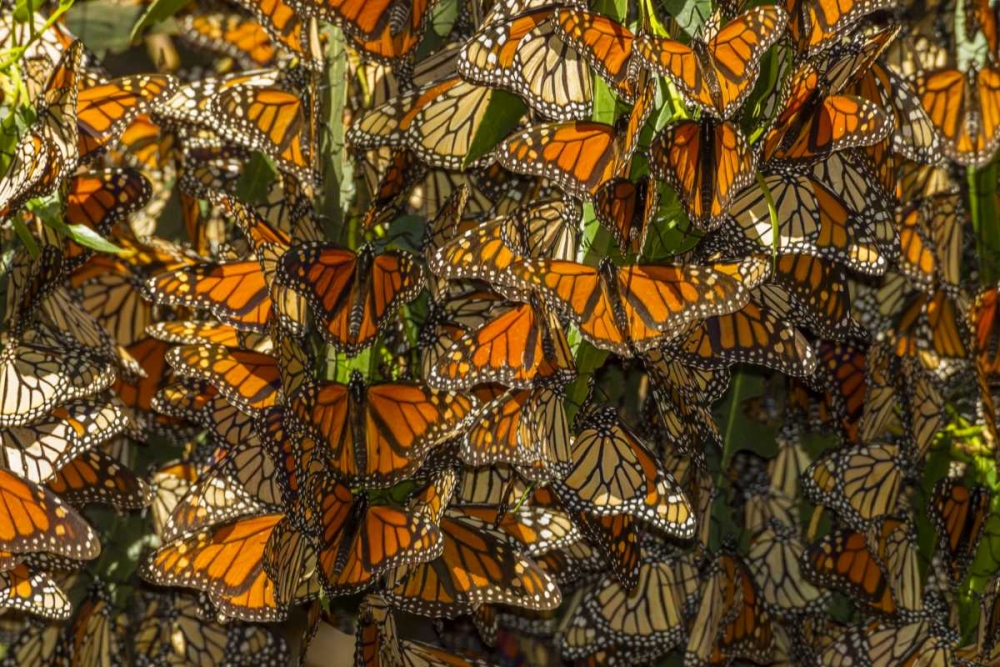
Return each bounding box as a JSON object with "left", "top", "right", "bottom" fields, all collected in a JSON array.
[
  {"left": 0, "top": 469, "right": 100, "bottom": 559},
  {"left": 650, "top": 118, "right": 755, "bottom": 230},
  {"left": 555, "top": 8, "right": 637, "bottom": 99},
  {"left": 77, "top": 75, "right": 176, "bottom": 159},
  {"left": 499, "top": 123, "right": 620, "bottom": 199}
]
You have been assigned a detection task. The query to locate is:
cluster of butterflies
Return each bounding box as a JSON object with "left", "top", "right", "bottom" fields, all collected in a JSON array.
[{"left": 1, "top": 0, "right": 1000, "bottom": 664}]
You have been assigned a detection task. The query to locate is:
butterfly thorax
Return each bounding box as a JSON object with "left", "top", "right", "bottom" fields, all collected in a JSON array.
[
  {"left": 349, "top": 245, "right": 376, "bottom": 340},
  {"left": 692, "top": 39, "right": 725, "bottom": 109},
  {"left": 348, "top": 371, "right": 368, "bottom": 475}
]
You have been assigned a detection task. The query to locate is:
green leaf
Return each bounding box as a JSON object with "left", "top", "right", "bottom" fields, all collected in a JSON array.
[
  {"left": 594, "top": 0, "right": 627, "bottom": 21},
  {"left": 658, "top": 0, "right": 710, "bottom": 37},
  {"left": 592, "top": 76, "right": 618, "bottom": 125},
  {"left": 642, "top": 190, "right": 701, "bottom": 260},
  {"left": 66, "top": 1, "right": 143, "bottom": 55},
  {"left": 13, "top": 0, "right": 44, "bottom": 23},
  {"left": 235, "top": 152, "right": 278, "bottom": 205},
  {"left": 29, "top": 197, "right": 125, "bottom": 255},
  {"left": 129, "top": 0, "right": 189, "bottom": 43},
  {"left": 380, "top": 214, "right": 425, "bottom": 254},
  {"left": 462, "top": 90, "right": 526, "bottom": 168}
]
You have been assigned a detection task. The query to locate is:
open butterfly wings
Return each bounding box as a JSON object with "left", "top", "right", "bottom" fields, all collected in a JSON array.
[
  {"left": 650, "top": 118, "right": 756, "bottom": 231},
  {"left": 635, "top": 6, "right": 788, "bottom": 119},
  {"left": 914, "top": 64, "right": 1000, "bottom": 167},
  {"left": 275, "top": 243, "right": 424, "bottom": 354}
]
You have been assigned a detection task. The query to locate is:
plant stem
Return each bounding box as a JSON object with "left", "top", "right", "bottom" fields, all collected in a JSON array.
[{"left": 968, "top": 161, "right": 1000, "bottom": 284}]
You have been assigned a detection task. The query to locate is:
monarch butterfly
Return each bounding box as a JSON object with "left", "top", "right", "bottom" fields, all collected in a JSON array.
[
  {"left": 635, "top": 6, "right": 788, "bottom": 119},
  {"left": 385, "top": 507, "right": 561, "bottom": 617},
  {"left": 348, "top": 76, "right": 507, "bottom": 171},
  {"left": 1, "top": 396, "right": 130, "bottom": 484},
  {"left": 459, "top": 504, "right": 581, "bottom": 556},
  {"left": 39, "top": 286, "right": 141, "bottom": 378},
  {"left": 275, "top": 243, "right": 424, "bottom": 354},
  {"left": 0, "top": 564, "right": 71, "bottom": 620},
  {"left": 142, "top": 513, "right": 294, "bottom": 621},
  {"left": 803, "top": 442, "right": 907, "bottom": 528},
  {"left": 645, "top": 348, "right": 728, "bottom": 465},
  {"left": 418, "top": 285, "right": 503, "bottom": 380},
  {"left": 967, "top": 0, "right": 1000, "bottom": 51},
  {"left": 676, "top": 295, "right": 818, "bottom": 377},
  {"left": 166, "top": 345, "right": 282, "bottom": 414},
  {"left": 593, "top": 176, "right": 658, "bottom": 254},
  {"left": 299, "top": 473, "right": 444, "bottom": 597},
  {"left": 973, "top": 286, "right": 1000, "bottom": 375},
  {"left": 0, "top": 332, "right": 116, "bottom": 428},
  {"left": 930, "top": 478, "right": 992, "bottom": 588},
  {"left": 356, "top": 593, "right": 494, "bottom": 667},
  {"left": 817, "top": 619, "right": 951, "bottom": 666},
  {"left": 76, "top": 71, "right": 177, "bottom": 161},
  {"left": 724, "top": 170, "right": 886, "bottom": 275},
  {"left": 152, "top": 381, "right": 258, "bottom": 448},
  {"left": 551, "top": 407, "right": 695, "bottom": 537},
  {"left": 785, "top": 0, "right": 895, "bottom": 57},
  {"left": 807, "top": 151, "right": 896, "bottom": 253},
  {"left": 0, "top": 467, "right": 101, "bottom": 562},
  {"left": 148, "top": 320, "right": 272, "bottom": 352},
  {"left": 652, "top": 118, "right": 755, "bottom": 232},
  {"left": 886, "top": 289, "right": 969, "bottom": 364},
  {"left": 346, "top": 0, "right": 437, "bottom": 63},
  {"left": 897, "top": 193, "right": 964, "bottom": 292},
  {"left": 133, "top": 591, "right": 291, "bottom": 666},
  {"left": 433, "top": 207, "right": 580, "bottom": 290},
  {"left": 236, "top": 0, "right": 325, "bottom": 67},
  {"left": 143, "top": 260, "right": 274, "bottom": 334},
  {"left": 109, "top": 337, "right": 173, "bottom": 431},
  {"left": 64, "top": 584, "right": 126, "bottom": 667},
  {"left": 554, "top": 7, "right": 639, "bottom": 101},
  {"left": 567, "top": 557, "right": 692, "bottom": 659},
  {"left": 761, "top": 253, "right": 861, "bottom": 340},
  {"left": 458, "top": 6, "right": 593, "bottom": 120},
  {"left": 913, "top": 64, "right": 1000, "bottom": 167},
  {"left": 956, "top": 574, "right": 1000, "bottom": 663},
  {"left": 178, "top": 11, "right": 279, "bottom": 68},
  {"left": 429, "top": 299, "right": 576, "bottom": 390},
  {"left": 497, "top": 73, "right": 655, "bottom": 200},
  {"left": 45, "top": 449, "right": 149, "bottom": 511},
  {"left": 748, "top": 520, "right": 830, "bottom": 616},
  {"left": 685, "top": 551, "right": 775, "bottom": 666},
  {"left": 259, "top": 514, "right": 322, "bottom": 606},
  {"left": 463, "top": 384, "right": 571, "bottom": 475},
  {"left": 161, "top": 446, "right": 279, "bottom": 542},
  {"left": 208, "top": 84, "right": 315, "bottom": 184},
  {"left": 0, "top": 41, "right": 82, "bottom": 220},
  {"left": 66, "top": 169, "right": 152, "bottom": 233},
  {"left": 506, "top": 255, "right": 756, "bottom": 355},
  {"left": 288, "top": 371, "right": 475, "bottom": 488},
  {"left": 71, "top": 250, "right": 176, "bottom": 347},
  {"left": 532, "top": 539, "right": 604, "bottom": 589},
  {"left": 846, "top": 55, "right": 941, "bottom": 165},
  {"left": 762, "top": 61, "right": 894, "bottom": 164},
  {"left": 804, "top": 526, "right": 897, "bottom": 613},
  {"left": 148, "top": 460, "right": 200, "bottom": 538},
  {"left": 574, "top": 507, "right": 641, "bottom": 590}
]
